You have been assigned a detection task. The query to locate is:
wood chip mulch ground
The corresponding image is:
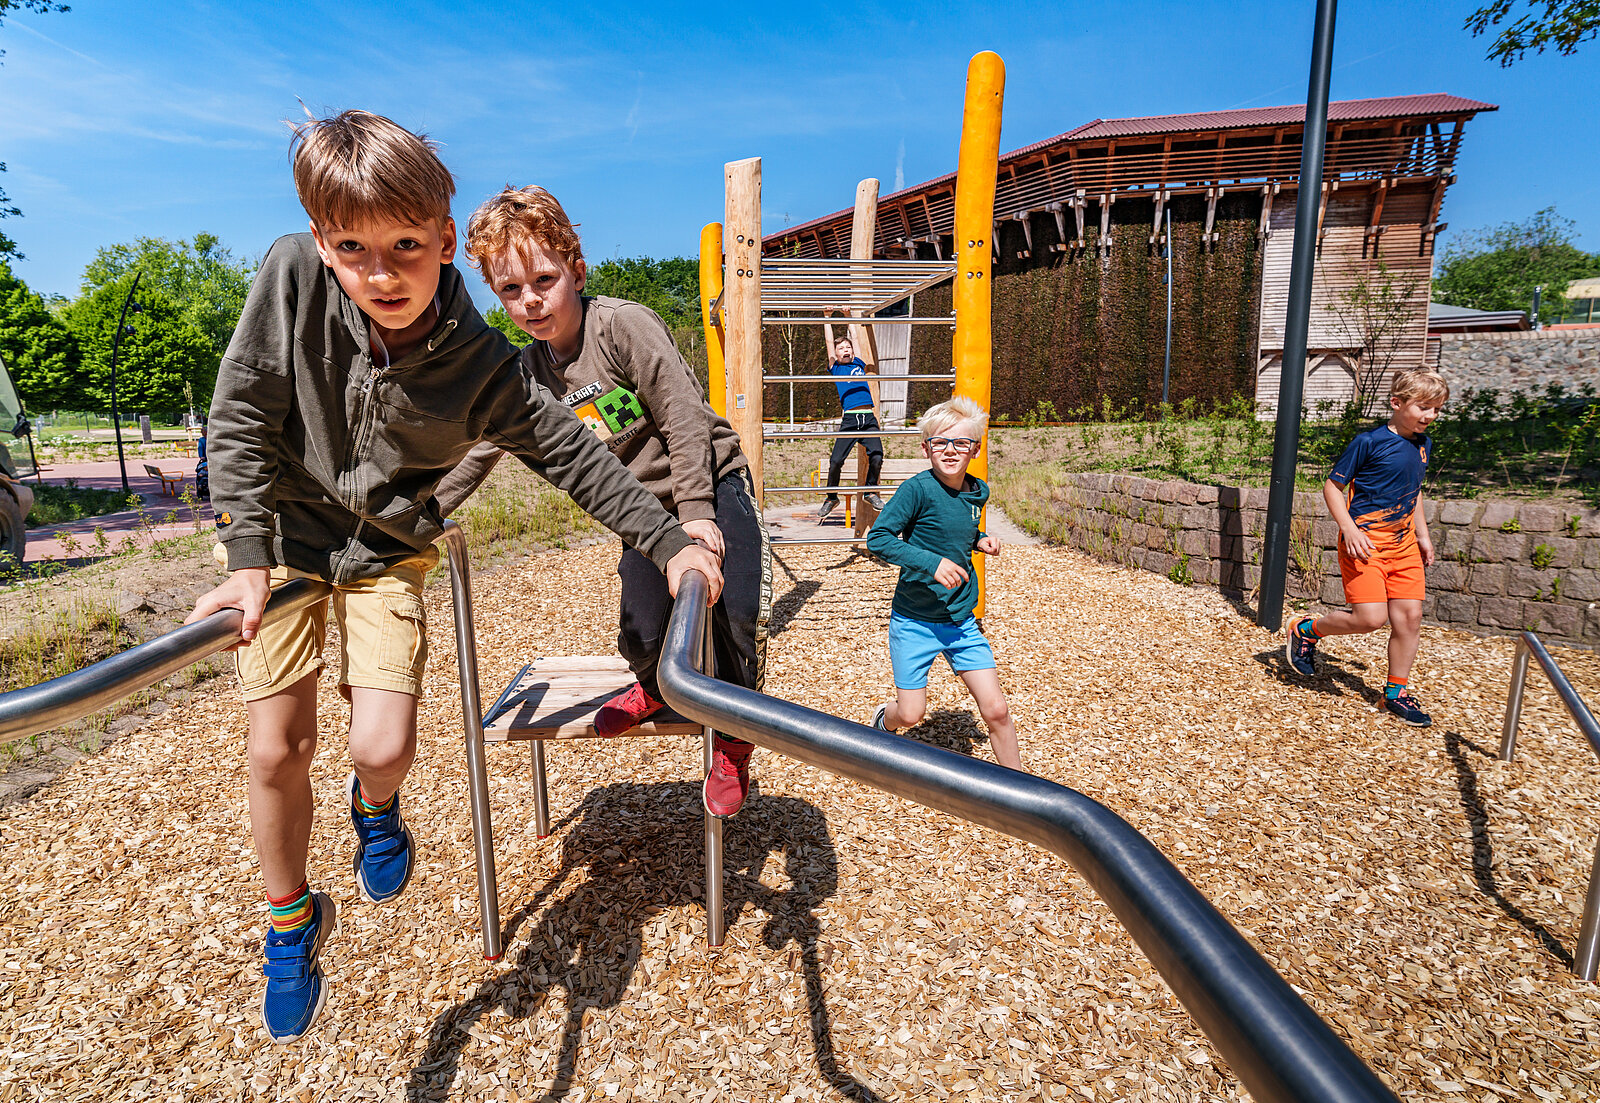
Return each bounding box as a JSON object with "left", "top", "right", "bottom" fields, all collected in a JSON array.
[{"left": 3, "top": 537, "right": 1600, "bottom": 1101}]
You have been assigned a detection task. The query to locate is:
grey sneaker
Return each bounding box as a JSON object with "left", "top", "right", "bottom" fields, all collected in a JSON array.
[
  {"left": 862, "top": 493, "right": 885, "bottom": 511},
  {"left": 817, "top": 497, "right": 838, "bottom": 521}
]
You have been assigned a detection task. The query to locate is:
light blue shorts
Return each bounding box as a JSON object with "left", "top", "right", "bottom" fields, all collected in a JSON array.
[{"left": 888, "top": 612, "right": 996, "bottom": 690}]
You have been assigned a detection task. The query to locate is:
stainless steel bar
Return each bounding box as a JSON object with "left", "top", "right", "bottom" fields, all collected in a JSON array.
[
  {"left": 700, "top": 609, "right": 724, "bottom": 947},
  {"left": 657, "top": 569, "right": 1400, "bottom": 1103},
  {"left": 759, "top": 374, "right": 954, "bottom": 383},
  {"left": 764, "top": 429, "right": 923, "bottom": 440},
  {"left": 530, "top": 741, "right": 550, "bottom": 837},
  {"left": 440, "top": 523, "right": 504, "bottom": 961},
  {"left": 1521, "top": 632, "right": 1600, "bottom": 759},
  {"left": 1500, "top": 636, "right": 1532, "bottom": 761},
  {"left": 0, "top": 577, "right": 332, "bottom": 745},
  {"left": 1578, "top": 836, "right": 1600, "bottom": 982}
]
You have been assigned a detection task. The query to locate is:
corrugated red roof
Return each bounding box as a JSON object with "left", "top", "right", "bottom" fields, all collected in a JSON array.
[{"left": 770, "top": 93, "right": 1497, "bottom": 243}]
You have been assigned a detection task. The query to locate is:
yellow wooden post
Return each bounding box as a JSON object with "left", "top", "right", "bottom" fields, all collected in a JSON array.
[
  {"left": 724, "top": 158, "right": 764, "bottom": 503},
  {"left": 952, "top": 51, "right": 1004, "bottom": 617},
  {"left": 699, "top": 222, "right": 727, "bottom": 418}
]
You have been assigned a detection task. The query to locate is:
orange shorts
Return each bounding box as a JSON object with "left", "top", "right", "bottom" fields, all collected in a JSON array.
[{"left": 1339, "top": 539, "right": 1425, "bottom": 605}]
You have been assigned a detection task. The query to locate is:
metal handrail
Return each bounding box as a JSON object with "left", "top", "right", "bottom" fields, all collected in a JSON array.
[
  {"left": 658, "top": 569, "right": 1399, "bottom": 1103},
  {"left": 1499, "top": 631, "right": 1600, "bottom": 980}
]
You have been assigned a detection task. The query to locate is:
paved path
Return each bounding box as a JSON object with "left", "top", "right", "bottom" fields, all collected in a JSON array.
[{"left": 20, "top": 458, "right": 211, "bottom": 563}]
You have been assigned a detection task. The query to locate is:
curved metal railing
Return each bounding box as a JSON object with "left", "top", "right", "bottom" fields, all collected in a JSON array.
[{"left": 658, "top": 570, "right": 1398, "bottom": 1103}]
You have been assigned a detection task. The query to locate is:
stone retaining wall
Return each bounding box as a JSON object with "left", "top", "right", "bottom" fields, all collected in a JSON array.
[
  {"left": 1035, "top": 472, "right": 1600, "bottom": 647},
  {"left": 1436, "top": 329, "right": 1600, "bottom": 396}
]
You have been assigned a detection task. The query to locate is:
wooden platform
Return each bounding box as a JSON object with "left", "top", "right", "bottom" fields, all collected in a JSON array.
[{"left": 480, "top": 656, "right": 703, "bottom": 741}]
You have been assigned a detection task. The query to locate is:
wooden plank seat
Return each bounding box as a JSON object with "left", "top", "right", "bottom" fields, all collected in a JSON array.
[
  {"left": 482, "top": 655, "right": 703, "bottom": 741},
  {"left": 142, "top": 463, "right": 185, "bottom": 496}
]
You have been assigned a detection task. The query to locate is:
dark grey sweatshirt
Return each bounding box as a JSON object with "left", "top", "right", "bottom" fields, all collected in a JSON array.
[{"left": 208, "top": 233, "right": 693, "bottom": 584}]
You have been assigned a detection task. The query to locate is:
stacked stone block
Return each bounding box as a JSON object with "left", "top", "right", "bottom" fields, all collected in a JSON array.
[{"left": 1037, "top": 472, "right": 1600, "bottom": 647}]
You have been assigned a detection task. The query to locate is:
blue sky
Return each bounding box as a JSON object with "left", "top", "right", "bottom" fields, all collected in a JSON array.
[{"left": 1, "top": 0, "right": 1595, "bottom": 316}]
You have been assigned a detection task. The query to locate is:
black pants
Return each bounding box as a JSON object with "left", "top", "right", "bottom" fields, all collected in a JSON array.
[
  {"left": 616, "top": 472, "right": 770, "bottom": 718},
  {"left": 825, "top": 409, "right": 883, "bottom": 494}
]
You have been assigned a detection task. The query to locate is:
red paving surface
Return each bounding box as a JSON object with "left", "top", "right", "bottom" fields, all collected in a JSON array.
[{"left": 20, "top": 458, "right": 212, "bottom": 563}]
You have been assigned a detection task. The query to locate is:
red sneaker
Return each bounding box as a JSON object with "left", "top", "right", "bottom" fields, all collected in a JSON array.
[
  {"left": 703, "top": 737, "right": 754, "bottom": 817},
  {"left": 594, "top": 681, "right": 665, "bottom": 738}
]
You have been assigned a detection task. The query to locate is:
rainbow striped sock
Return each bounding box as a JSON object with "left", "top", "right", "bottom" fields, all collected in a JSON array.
[
  {"left": 267, "top": 881, "right": 313, "bottom": 934},
  {"left": 354, "top": 779, "right": 394, "bottom": 817}
]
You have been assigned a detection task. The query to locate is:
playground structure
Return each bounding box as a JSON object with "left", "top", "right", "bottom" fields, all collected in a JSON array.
[{"left": 700, "top": 52, "right": 1002, "bottom": 613}]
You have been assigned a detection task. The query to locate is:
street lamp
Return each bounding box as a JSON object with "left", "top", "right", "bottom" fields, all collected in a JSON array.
[{"left": 108, "top": 272, "right": 143, "bottom": 495}]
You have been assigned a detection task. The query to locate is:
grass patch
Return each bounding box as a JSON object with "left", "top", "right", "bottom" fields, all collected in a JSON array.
[
  {"left": 26, "top": 482, "right": 136, "bottom": 526},
  {"left": 0, "top": 592, "right": 138, "bottom": 699},
  {"left": 433, "top": 460, "right": 604, "bottom": 573}
]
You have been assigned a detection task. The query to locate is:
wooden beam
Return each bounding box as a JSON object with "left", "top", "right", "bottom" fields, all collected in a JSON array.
[
  {"left": 1150, "top": 189, "right": 1167, "bottom": 247},
  {"left": 1203, "top": 186, "right": 1220, "bottom": 252},
  {"left": 1014, "top": 210, "right": 1033, "bottom": 258},
  {"left": 1074, "top": 190, "right": 1087, "bottom": 250},
  {"left": 847, "top": 177, "right": 882, "bottom": 421},
  {"left": 1258, "top": 182, "right": 1277, "bottom": 242},
  {"left": 1099, "top": 193, "right": 1113, "bottom": 259},
  {"left": 723, "top": 157, "right": 763, "bottom": 503},
  {"left": 1048, "top": 201, "right": 1069, "bottom": 252}
]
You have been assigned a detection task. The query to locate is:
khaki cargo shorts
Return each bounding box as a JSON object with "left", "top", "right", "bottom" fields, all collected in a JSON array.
[{"left": 212, "top": 545, "right": 440, "bottom": 702}]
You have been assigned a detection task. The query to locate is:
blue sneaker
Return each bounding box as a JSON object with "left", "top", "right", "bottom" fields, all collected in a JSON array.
[
  {"left": 1284, "top": 617, "right": 1319, "bottom": 677},
  {"left": 347, "top": 772, "right": 415, "bottom": 903},
  {"left": 261, "top": 892, "right": 335, "bottom": 1043},
  {"left": 1384, "top": 689, "right": 1433, "bottom": 728}
]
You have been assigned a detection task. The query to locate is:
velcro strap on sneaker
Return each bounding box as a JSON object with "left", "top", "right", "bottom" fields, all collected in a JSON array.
[
  {"left": 362, "top": 831, "right": 407, "bottom": 859},
  {"left": 263, "top": 944, "right": 311, "bottom": 980}
]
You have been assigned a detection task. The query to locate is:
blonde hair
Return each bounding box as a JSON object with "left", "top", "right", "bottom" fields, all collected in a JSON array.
[
  {"left": 1391, "top": 368, "right": 1450, "bottom": 406},
  {"left": 919, "top": 396, "right": 988, "bottom": 439},
  {"left": 464, "top": 186, "right": 585, "bottom": 276},
  {"left": 290, "top": 109, "right": 455, "bottom": 230}
]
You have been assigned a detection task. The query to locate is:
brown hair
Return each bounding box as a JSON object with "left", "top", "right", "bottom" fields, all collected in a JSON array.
[
  {"left": 1390, "top": 368, "right": 1450, "bottom": 406},
  {"left": 290, "top": 109, "right": 454, "bottom": 229},
  {"left": 463, "top": 186, "right": 585, "bottom": 276}
]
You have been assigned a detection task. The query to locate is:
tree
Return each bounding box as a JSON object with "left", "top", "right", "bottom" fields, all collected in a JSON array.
[
  {"left": 81, "top": 234, "right": 255, "bottom": 387},
  {"left": 1467, "top": 2, "right": 1600, "bottom": 63},
  {"left": 1326, "top": 262, "right": 1426, "bottom": 415},
  {"left": 61, "top": 277, "right": 212, "bottom": 416},
  {"left": 1433, "top": 207, "right": 1600, "bottom": 323},
  {"left": 585, "top": 256, "right": 700, "bottom": 331},
  {"left": 484, "top": 306, "right": 532, "bottom": 347},
  {"left": 0, "top": 263, "right": 81, "bottom": 409},
  {"left": 1, "top": 2, "right": 70, "bottom": 261}
]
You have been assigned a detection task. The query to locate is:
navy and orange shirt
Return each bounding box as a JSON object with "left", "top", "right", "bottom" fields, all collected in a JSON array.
[{"left": 1328, "top": 425, "right": 1431, "bottom": 555}]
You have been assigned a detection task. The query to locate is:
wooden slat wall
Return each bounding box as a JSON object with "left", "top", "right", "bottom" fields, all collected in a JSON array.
[{"left": 873, "top": 321, "right": 912, "bottom": 423}]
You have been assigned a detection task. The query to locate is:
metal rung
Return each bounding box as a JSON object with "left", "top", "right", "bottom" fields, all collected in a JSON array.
[
  {"left": 760, "top": 374, "right": 955, "bottom": 383},
  {"left": 764, "top": 485, "right": 902, "bottom": 494},
  {"left": 762, "top": 315, "right": 954, "bottom": 326},
  {"left": 769, "top": 536, "right": 869, "bottom": 546},
  {"left": 763, "top": 428, "right": 923, "bottom": 440}
]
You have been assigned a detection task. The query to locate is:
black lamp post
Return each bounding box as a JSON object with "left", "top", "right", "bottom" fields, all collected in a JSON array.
[{"left": 108, "top": 272, "right": 143, "bottom": 495}]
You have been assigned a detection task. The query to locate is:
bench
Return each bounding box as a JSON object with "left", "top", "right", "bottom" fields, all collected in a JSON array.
[{"left": 142, "top": 464, "right": 185, "bottom": 496}]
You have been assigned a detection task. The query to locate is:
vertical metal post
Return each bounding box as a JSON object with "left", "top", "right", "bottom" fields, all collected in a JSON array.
[
  {"left": 1500, "top": 636, "right": 1531, "bottom": 761},
  {"left": 442, "top": 523, "right": 503, "bottom": 961},
  {"left": 1257, "top": 0, "right": 1338, "bottom": 633},
  {"left": 1531, "top": 285, "right": 1543, "bottom": 331},
  {"left": 1162, "top": 206, "right": 1173, "bottom": 407},
  {"left": 701, "top": 607, "right": 725, "bottom": 947},
  {"left": 1577, "top": 837, "right": 1600, "bottom": 982},
  {"left": 108, "top": 272, "right": 143, "bottom": 496},
  {"left": 530, "top": 741, "right": 551, "bottom": 837}
]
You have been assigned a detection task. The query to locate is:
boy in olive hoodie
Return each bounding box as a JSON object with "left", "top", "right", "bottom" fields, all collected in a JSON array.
[{"left": 185, "top": 112, "right": 721, "bottom": 1044}]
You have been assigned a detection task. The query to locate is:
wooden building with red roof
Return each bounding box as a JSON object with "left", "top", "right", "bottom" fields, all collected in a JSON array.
[{"left": 763, "top": 94, "right": 1495, "bottom": 420}]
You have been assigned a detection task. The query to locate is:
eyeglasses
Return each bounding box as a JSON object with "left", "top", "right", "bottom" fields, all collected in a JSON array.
[{"left": 925, "top": 436, "right": 980, "bottom": 454}]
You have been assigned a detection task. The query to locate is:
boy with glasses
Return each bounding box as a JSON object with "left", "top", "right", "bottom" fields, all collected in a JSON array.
[{"left": 864, "top": 397, "right": 1021, "bottom": 770}]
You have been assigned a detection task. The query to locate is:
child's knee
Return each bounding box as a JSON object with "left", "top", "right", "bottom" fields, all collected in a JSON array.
[
  {"left": 1352, "top": 605, "right": 1389, "bottom": 632},
  {"left": 248, "top": 733, "right": 315, "bottom": 779},
  {"left": 897, "top": 700, "right": 926, "bottom": 727},
  {"left": 980, "top": 697, "right": 1011, "bottom": 729}
]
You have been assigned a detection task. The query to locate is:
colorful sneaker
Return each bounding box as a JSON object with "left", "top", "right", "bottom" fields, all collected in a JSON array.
[
  {"left": 594, "top": 681, "right": 665, "bottom": 738},
  {"left": 347, "top": 773, "right": 415, "bottom": 904},
  {"left": 261, "top": 892, "right": 335, "bottom": 1043},
  {"left": 703, "top": 736, "right": 754, "bottom": 818},
  {"left": 817, "top": 497, "right": 839, "bottom": 521},
  {"left": 1284, "top": 617, "right": 1319, "bottom": 677},
  {"left": 871, "top": 703, "right": 891, "bottom": 731},
  {"left": 1385, "top": 689, "right": 1433, "bottom": 727}
]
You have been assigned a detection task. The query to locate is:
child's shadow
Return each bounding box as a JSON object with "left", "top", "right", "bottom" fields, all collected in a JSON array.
[
  {"left": 902, "top": 708, "right": 989, "bottom": 758},
  {"left": 406, "top": 782, "right": 884, "bottom": 1102},
  {"left": 1253, "top": 647, "right": 1383, "bottom": 707}
]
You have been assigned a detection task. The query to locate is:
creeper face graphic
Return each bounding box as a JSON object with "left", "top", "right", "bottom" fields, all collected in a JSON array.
[{"left": 595, "top": 386, "right": 646, "bottom": 434}]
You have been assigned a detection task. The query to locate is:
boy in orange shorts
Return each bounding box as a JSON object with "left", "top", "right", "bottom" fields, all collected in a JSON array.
[{"left": 1285, "top": 369, "right": 1449, "bottom": 726}]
